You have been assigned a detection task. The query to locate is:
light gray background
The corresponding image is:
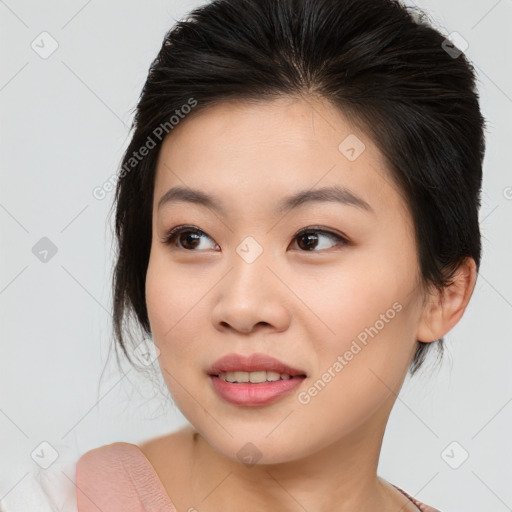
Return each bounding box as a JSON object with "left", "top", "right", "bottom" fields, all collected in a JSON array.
[{"left": 0, "top": 0, "right": 510, "bottom": 511}]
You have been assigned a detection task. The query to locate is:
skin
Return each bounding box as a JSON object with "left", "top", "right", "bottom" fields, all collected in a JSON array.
[{"left": 142, "top": 95, "right": 477, "bottom": 512}]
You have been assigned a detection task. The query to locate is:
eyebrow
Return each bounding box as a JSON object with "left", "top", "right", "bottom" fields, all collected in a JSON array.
[{"left": 157, "top": 185, "right": 374, "bottom": 216}]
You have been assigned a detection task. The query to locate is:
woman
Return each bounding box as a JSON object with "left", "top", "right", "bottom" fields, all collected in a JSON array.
[{"left": 76, "top": 0, "right": 485, "bottom": 510}]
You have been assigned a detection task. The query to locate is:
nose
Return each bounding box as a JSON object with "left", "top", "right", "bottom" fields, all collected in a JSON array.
[{"left": 210, "top": 248, "right": 291, "bottom": 335}]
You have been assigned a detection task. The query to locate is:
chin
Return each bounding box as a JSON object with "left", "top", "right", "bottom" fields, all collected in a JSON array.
[{"left": 191, "top": 420, "right": 323, "bottom": 466}]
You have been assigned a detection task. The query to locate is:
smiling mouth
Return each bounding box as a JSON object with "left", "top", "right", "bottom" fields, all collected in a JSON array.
[
  {"left": 209, "top": 371, "right": 307, "bottom": 406},
  {"left": 207, "top": 353, "right": 307, "bottom": 406},
  {"left": 215, "top": 370, "right": 306, "bottom": 383}
]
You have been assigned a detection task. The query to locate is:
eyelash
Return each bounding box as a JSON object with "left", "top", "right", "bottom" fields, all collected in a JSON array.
[{"left": 161, "top": 225, "right": 350, "bottom": 252}]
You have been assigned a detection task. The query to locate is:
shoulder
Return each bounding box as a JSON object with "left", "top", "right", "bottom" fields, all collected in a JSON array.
[
  {"left": 76, "top": 442, "right": 146, "bottom": 512},
  {"left": 75, "top": 431, "right": 192, "bottom": 512},
  {"left": 393, "top": 485, "right": 442, "bottom": 512},
  {"left": 76, "top": 441, "right": 140, "bottom": 476}
]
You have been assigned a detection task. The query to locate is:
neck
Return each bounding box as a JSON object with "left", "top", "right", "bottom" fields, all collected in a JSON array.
[{"left": 187, "top": 401, "right": 402, "bottom": 512}]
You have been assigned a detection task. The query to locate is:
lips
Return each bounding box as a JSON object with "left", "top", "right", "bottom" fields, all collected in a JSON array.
[
  {"left": 207, "top": 353, "right": 307, "bottom": 406},
  {"left": 207, "top": 353, "right": 307, "bottom": 378}
]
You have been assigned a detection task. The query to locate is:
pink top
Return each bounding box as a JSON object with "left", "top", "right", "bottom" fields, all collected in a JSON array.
[{"left": 76, "top": 442, "right": 441, "bottom": 512}]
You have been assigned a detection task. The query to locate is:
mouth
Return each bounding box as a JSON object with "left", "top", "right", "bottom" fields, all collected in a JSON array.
[
  {"left": 207, "top": 353, "right": 307, "bottom": 406},
  {"left": 207, "top": 352, "right": 307, "bottom": 377},
  {"left": 215, "top": 370, "right": 305, "bottom": 383}
]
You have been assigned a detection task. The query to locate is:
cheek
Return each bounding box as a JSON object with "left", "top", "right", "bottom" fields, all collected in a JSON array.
[
  {"left": 145, "top": 248, "right": 215, "bottom": 382},
  {"left": 295, "top": 277, "right": 418, "bottom": 442},
  {"left": 145, "top": 254, "right": 200, "bottom": 404},
  {"left": 297, "top": 238, "right": 421, "bottom": 388},
  {"left": 146, "top": 249, "right": 202, "bottom": 338},
  {"left": 297, "top": 259, "right": 410, "bottom": 345}
]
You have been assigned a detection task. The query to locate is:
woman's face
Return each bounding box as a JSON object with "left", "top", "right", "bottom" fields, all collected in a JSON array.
[{"left": 145, "top": 96, "right": 431, "bottom": 464}]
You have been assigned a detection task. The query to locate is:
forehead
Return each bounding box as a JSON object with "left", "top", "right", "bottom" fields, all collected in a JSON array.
[{"left": 152, "top": 96, "right": 410, "bottom": 223}]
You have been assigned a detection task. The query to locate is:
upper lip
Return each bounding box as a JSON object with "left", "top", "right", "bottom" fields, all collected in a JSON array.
[{"left": 208, "top": 353, "right": 307, "bottom": 377}]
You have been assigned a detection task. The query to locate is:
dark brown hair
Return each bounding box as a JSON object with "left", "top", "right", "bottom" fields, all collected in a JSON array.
[{"left": 110, "top": 0, "right": 485, "bottom": 376}]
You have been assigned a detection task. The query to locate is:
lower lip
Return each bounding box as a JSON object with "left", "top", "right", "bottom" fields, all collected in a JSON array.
[{"left": 209, "top": 375, "right": 305, "bottom": 406}]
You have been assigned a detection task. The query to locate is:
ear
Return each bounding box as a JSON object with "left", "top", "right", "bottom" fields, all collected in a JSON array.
[{"left": 416, "top": 257, "right": 478, "bottom": 343}]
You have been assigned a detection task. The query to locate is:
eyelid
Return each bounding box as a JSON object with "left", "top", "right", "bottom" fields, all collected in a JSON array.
[
  {"left": 161, "top": 224, "right": 350, "bottom": 250},
  {"left": 294, "top": 225, "right": 348, "bottom": 241},
  {"left": 160, "top": 224, "right": 215, "bottom": 246}
]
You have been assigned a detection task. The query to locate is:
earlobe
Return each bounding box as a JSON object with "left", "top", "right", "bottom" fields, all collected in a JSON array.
[{"left": 416, "top": 257, "right": 478, "bottom": 343}]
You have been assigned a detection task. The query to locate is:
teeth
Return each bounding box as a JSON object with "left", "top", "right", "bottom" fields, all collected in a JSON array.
[
  {"left": 219, "top": 371, "right": 293, "bottom": 383},
  {"left": 249, "top": 371, "right": 267, "bottom": 383}
]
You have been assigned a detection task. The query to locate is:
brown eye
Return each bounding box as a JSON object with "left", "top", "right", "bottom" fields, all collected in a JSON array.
[
  {"left": 176, "top": 231, "right": 201, "bottom": 250},
  {"left": 162, "top": 226, "right": 219, "bottom": 251},
  {"left": 292, "top": 228, "right": 348, "bottom": 251},
  {"left": 161, "top": 225, "right": 349, "bottom": 252}
]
